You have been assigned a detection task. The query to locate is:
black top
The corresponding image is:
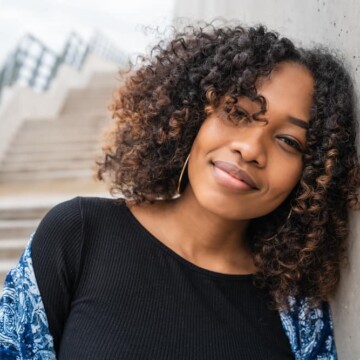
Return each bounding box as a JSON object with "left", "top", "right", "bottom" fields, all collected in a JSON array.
[{"left": 31, "top": 196, "right": 294, "bottom": 360}]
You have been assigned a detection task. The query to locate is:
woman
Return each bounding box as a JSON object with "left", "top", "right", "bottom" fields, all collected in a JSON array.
[{"left": 1, "top": 23, "right": 359, "bottom": 359}]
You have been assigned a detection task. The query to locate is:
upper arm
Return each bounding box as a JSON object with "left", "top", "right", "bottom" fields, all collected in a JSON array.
[
  {"left": 31, "top": 196, "right": 84, "bottom": 353},
  {"left": 280, "top": 296, "right": 338, "bottom": 359}
]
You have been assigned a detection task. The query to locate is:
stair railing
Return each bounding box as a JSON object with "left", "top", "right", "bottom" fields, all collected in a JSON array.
[{"left": 0, "top": 31, "right": 125, "bottom": 104}]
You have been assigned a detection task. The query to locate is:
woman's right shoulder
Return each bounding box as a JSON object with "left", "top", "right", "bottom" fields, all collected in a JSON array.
[
  {"left": 31, "top": 196, "right": 128, "bottom": 250},
  {"left": 38, "top": 196, "right": 127, "bottom": 228},
  {"left": 30, "top": 196, "right": 129, "bottom": 297}
]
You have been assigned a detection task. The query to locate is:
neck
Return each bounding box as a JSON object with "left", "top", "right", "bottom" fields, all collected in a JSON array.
[{"left": 154, "top": 186, "right": 255, "bottom": 274}]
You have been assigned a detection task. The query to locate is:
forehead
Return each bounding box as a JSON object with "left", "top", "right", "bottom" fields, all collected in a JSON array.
[{"left": 256, "top": 61, "right": 314, "bottom": 120}]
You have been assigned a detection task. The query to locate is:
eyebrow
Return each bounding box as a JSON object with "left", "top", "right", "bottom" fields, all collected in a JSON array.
[{"left": 287, "top": 116, "right": 309, "bottom": 130}]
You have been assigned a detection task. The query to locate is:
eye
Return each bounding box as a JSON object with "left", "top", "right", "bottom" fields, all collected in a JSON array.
[{"left": 278, "top": 136, "right": 304, "bottom": 152}]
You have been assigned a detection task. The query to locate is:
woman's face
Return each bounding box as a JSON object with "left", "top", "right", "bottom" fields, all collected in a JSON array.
[{"left": 186, "top": 61, "right": 314, "bottom": 220}]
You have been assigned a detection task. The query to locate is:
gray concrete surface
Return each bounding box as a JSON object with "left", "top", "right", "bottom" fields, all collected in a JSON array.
[
  {"left": 173, "top": 1, "right": 360, "bottom": 358},
  {"left": 0, "top": 67, "right": 116, "bottom": 296}
]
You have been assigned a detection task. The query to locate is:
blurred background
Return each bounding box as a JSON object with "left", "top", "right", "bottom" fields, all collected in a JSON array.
[
  {"left": 0, "top": 0, "right": 175, "bottom": 285},
  {"left": 0, "top": 0, "right": 359, "bottom": 358}
]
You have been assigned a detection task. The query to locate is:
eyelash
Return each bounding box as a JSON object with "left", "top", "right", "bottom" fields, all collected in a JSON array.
[
  {"left": 277, "top": 137, "right": 303, "bottom": 152},
  {"left": 223, "top": 108, "right": 304, "bottom": 153}
]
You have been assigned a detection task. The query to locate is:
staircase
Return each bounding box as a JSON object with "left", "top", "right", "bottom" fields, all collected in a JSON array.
[
  {"left": 0, "top": 201, "right": 49, "bottom": 284},
  {"left": 0, "top": 71, "right": 117, "bottom": 286}
]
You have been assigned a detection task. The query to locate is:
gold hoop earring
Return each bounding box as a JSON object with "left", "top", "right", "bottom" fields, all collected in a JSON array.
[{"left": 176, "top": 153, "right": 190, "bottom": 195}]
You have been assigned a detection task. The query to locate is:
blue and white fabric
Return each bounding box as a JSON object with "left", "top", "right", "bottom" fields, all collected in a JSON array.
[
  {"left": 279, "top": 294, "right": 337, "bottom": 359},
  {"left": 0, "top": 233, "right": 337, "bottom": 359},
  {"left": 0, "top": 232, "right": 55, "bottom": 359}
]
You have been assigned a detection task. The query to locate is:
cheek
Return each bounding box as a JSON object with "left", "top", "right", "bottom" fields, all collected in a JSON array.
[
  {"left": 188, "top": 118, "right": 221, "bottom": 165},
  {"left": 193, "top": 114, "right": 225, "bottom": 145},
  {"left": 266, "top": 160, "right": 303, "bottom": 203}
]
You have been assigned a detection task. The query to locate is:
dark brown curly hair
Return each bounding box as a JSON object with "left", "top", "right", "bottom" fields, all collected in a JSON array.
[{"left": 96, "top": 22, "right": 360, "bottom": 311}]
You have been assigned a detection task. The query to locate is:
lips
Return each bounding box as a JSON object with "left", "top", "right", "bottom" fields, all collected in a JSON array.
[{"left": 212, "top": 161, "right": 259, "bottom": 189}]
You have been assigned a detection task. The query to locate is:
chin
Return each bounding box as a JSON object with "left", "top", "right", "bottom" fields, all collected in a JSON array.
[{"left": 192, "top": 189, "right": 249, "bottom": 221}]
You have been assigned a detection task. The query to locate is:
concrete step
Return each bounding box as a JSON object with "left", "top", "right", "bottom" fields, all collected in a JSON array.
[
  {"left": 88, "top": 72, "right": 119, "bottom": 88},
  {"left": 16, "top": 128, "right": 102, "bottom": 138},
  {"left": 0, "top": 220, "right": 39, "bottom": 239},
  {"left": 0, "top": 180, "right": 109, "bottom": 197},
  {"left": 64, "top": 87, "right": 113, "bottom": 98},
  {"left": 22, "top": 116, "right": 105, "bottom": 126},
  {"left": 6, "top": 142, "right": 100, "bottom": 154},
  {"left": 60, "top": 99, "right": 111, "bottom": 110},
  {"left": 22, "top": 115, "right": 106, "bottom": 124},
  {"left": 1, "top": 159, "right": 97, "bottom": 172},
  {"left": 0, "top": 206, "right": 49, "bottom": 220},
  {"left": 0, "top": 258, "right": 19, "bottom": 289},
  {"left": 4, "top": 141, "right": 101, "bottom": 155},
  {"left": 21, "top": 116, "right": 110, "bottom": 129},
  {"left": 13, "top": 135, "right": 103, "bottom": 146},
  {"left": 11, "top": 134, "right": 103, "bottom": 146},
  {"left": 0, "top": 169, "right": 94, "bottom": 183},
  {"left": 0, "top": 239, "right": 27, "bottom": 259},
  {"left": 18, "top": 122, "right": 103, "bottom": 130},
  {"left": 58, "top": 117, "right": 112, "bottom": 127},
  {"left": 3, "top": 151, "right": 100, "bottom": 163},
  {"left": 60, "top": 89, "right": 112, "bottom": 115}
]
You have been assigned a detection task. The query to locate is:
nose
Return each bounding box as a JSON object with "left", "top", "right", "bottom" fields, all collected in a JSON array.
[{"left": 229, "top": 126, "right": 267, "bottom": 167}]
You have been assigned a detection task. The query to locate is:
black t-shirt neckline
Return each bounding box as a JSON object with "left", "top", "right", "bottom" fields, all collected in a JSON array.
[{"left": 123, "top": 201, "right": 255, "bottom": 281}]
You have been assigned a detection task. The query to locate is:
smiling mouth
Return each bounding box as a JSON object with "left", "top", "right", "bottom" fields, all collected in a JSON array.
[
  {"left": 211, "top": 161, "right": 259, "bottom": 189},
  {"left": 211, "top": 162, "right": 259, "bottom": 192}
]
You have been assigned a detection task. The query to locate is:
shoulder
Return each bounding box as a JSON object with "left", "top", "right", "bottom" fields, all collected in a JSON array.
[
  {"left": 30, "top": 196, "right": 128, "bottom": 303},
  {"left": 77, "top": 196, "right": 127, "bottom": 221},
  {"left": 31, "top": 196, "right": 127, "bottom": 274},
  {"left": 31, "top": 196, "right": 83, "bottom": 250},
  {"left": 34, "top": 196, "right": 127, "bottom": 232}
]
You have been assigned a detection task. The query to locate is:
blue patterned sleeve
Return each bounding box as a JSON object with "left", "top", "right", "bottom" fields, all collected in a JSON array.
[
  {"left": 0, "top": 232, "right": 56, "bottom": 360},
  {"left": 279, "top": 295, "right": 338, "bottom": 360}
]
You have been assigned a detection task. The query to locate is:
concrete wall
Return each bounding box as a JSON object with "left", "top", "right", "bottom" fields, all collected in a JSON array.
[{"left": 173, "top": 1, "right": 360, "bottom": 358}]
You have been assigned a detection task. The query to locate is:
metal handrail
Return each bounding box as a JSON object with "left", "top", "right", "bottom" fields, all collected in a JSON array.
[{"left": 0, "top": 31, "right": 125, "bottom": 103}]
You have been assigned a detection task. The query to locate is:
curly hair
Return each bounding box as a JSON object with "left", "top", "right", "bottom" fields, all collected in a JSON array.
[{"left": 96, "top": 22, "right": 360, "bottom": 311}]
